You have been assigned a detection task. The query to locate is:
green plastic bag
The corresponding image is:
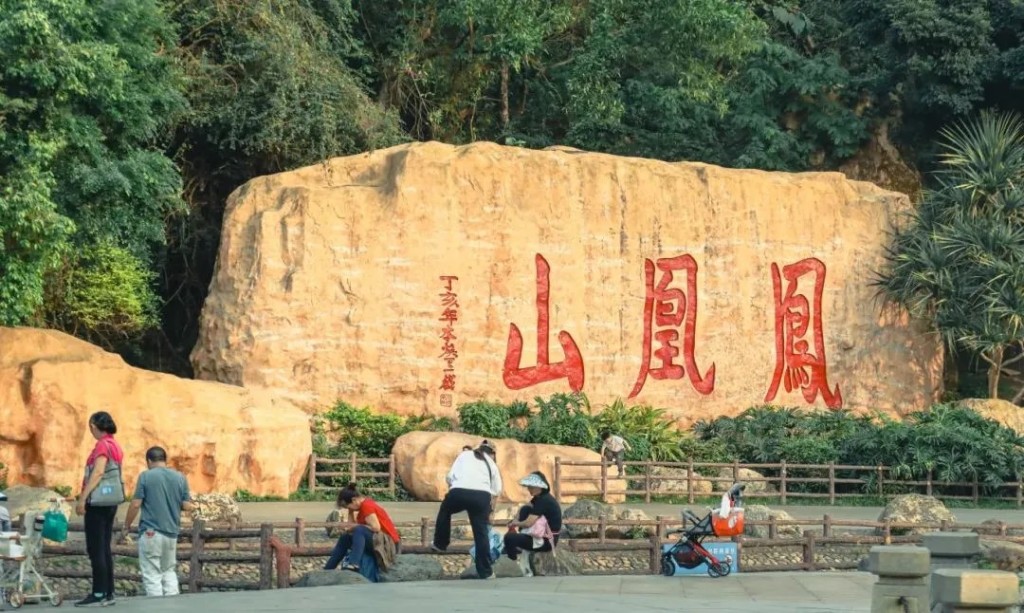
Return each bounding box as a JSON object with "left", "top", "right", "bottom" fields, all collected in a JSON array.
[{"left": 41, "top": 510, "right": 68, "bottom": 543}]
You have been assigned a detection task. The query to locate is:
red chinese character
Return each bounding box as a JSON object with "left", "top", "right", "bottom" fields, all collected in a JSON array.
[
  {"left": 629, "top": 255, "right": 715, "bottom": 398},
  {"left": 440, "top": 393, "right": 453, "bottom": 408},
  {"left": 440, "top": 275, "right": 458, "bottom": 291},
  {"left": 764, "top": 258, "right": 843, "bottom": 409},
  {"left": 503, "top": 254, "right": 585, "bottom": 392},
  {"left": 440, "top": 291, "right": 459, "bottom": 309},
  {"left": 440, "top": 342, "right": 458, "bottom": 360},
  {"left": 439, "top": 308, "right": 458, "bottom": 323},
  {"left": 440, "top": 373, "right": 456, "bottom": 391},
  {"left": 440, "top": 326, "right": 457, "bottom": 342}
]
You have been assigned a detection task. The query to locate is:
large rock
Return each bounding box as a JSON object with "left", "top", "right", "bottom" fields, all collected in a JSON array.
[
  {"left": 295, "top": 570, "right": 371, "bottom": 587},
  {"left": 191, "top": 141, "right": 942, "bottom": 425},
  {"left": 561, "top": 499, "right": 618, "bottom": 539},
  {"left": 648, "top": 467, "right": 713, "bottom": 496},
  {"left": 714, "top": 468, "right": 776, "bottom": 494},
  {"left": 956, "top": 399, "right": 1024, "bottom": 435},
  {"left": 0, "top": 328, "right": 311, "bottom": 497},
  {"left": 530, "top": 549, "right": 583, "bottom": 576},
  {"left": 1, "top": 485, "right": 72, "bottom": 522},
  {"left": 743, "top": 505, "right": 801, "bottom": 539},
  {"left": 392, "top": 431, "right": 623, "bottom": 503},
  {"left": 459, "top": 556, "right": 523, "bottom": 579},
  {"left": 378, "top": 555, "right": 444, "bottom": 582},
  {"left": 875, "top": 494, "right": 956, "bottom": 536},
  {"left": 979, "top": 539, "right": 1024, "bottom": 572}
]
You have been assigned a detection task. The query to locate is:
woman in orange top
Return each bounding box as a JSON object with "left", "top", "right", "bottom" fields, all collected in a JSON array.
[{"left": 324, "top": 483, "right": 400, "bottom": 574}]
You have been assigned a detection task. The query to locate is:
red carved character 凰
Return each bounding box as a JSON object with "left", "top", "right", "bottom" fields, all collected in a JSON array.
[
  {"left": 503, "top": 254, "right": 585, "bottom": 392},
  {"left": 629, "top": 255, "right": 715, "bottom": 398},
  {"left": 764, "top": 257, "right": 843, "bottom": 409}
]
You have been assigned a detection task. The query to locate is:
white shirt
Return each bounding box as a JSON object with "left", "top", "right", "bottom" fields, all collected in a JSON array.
[
  {"left": 446, "top": 450, "right": 502, "bottom": 496},
  {"left": 605, "top": 435, "right": 627, "bottom": 453}
]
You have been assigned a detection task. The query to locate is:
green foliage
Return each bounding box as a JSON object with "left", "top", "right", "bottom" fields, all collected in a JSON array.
[
  {"left": 593, "top": 399, "right": 689, "bottom": 462},
  {"left": 456, "top": 399, "right": 529, "bottom": 440},
  {"left": 315, "top": 402, "right": 415, "bottom": 459},
  {"left": 1, "top": 0, "right": 184, "bottom": 330},
  {"left": 43, "top": 242, "right": 158, "bottom": 341},
  {"left": 519, "top": 393, "right": 595, "bottom": 448},
  {"left": 875, "top": 111, "right": 1024, "bottom": 401}
]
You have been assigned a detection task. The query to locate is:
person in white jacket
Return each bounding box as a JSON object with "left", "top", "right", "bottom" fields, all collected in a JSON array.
[{"left": 430, "top": 440, "right": 502, "bottom": 579}]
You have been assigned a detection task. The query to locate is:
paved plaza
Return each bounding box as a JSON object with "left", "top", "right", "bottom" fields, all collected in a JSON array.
[{"left": 85, "top": 573, "right": 875, "bottom": 612}]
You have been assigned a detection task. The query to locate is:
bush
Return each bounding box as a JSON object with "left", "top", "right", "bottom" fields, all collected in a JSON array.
[
  {"left": 456, "top": 399, "right": 529, "bottom": 439},
  {"left": 315, "top": 402, "right": 414, "bottom": 459}
]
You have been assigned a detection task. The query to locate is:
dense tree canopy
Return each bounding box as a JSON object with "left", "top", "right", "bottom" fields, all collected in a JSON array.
[{"left": 1, "top": 0, "right": 1022, "bottom": 396}]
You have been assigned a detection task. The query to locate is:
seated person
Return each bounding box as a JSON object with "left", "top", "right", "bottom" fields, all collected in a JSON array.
[
  {"left": 324, "top": 483, "right": 400, "bottom": 582},
  {"left": 503, "top": 472, "right": 562, "bottom": 575}
]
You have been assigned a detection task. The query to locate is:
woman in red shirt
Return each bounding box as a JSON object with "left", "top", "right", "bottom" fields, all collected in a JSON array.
[
  {"left": 324, "top": 483, "right": 400, "bottom": 574},
  {"left": 74, "top": 411, "right": 126, "bottom": 607}
]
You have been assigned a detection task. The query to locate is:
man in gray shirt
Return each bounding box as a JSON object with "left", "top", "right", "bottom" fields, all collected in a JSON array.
[{"left": 121, "top": 447, "right": 193, "bottom": 596}]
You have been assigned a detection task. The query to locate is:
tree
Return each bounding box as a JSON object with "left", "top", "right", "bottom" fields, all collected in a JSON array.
[
  {"left": 0, "top": 0, "right": 186, "bottom": 336},
  {"left": 875, "top": 112, "right": 1024, "bottom": 403}
]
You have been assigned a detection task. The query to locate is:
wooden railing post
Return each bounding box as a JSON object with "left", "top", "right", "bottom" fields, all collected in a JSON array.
[
  {"left": 388, "top": 454, "right": 397, "bottom": 497},
  {"left": 259, "top": 523, "right": 274, "bottom": 590},
  {"left": 644, "top": 462, "right": 652, "bottom": 504},
  {"left": 1016, "top": 476, "right": 1022, "bottom": 509},
  {"left": 600, "top": 457, "right": 608, "bottom": 503},
  {"left": 802, "top": 530, "right": 816, "bottom": 571},
  {"left": 350, "top": 452, "right": 357, "bottom": 483},
  {"left": 307, "top": 454, "right": 316, "bottom": 492},
  {"left": 227, "top": 517, "right": 238, "bottom": 551},
  {"left": 649, "top": 517, "right": 667, "bottom": 575},
  {"left": 827, "top": 462, "right": 835, "bottom": 505},
  {"left": 598, "top": 516, "right": 606, "bottom": 543},
  {"left": 687, "top": 458, "right": 695, "bottom": 504},
  {"left": 779, "top": 460, "right": 787, "bottom": 505},
  {"left": 553, "top": 457, "right": 562, "bottom": 501},
  {"left": 768, "top": 516, "right": 777, "bottom": 540},
  {"left": 732, "top": 459, "right": 740, "bottom": 485},
  {"left": 876, "top": 465, "right": 884, "bottom": 497},
  {"left": 926, "top": 468, "right": 933, "bottom": 497},
  {"left": 420, "top": 517, "right": 429, "bottom": 547},
  {"left": 294, "top": 517, "right": 305, "bottom": 548},
  {"left": 883, "top": 518, "right": 892, "bottom": 545},
  {"left": 823, "top": 514, "right": 832, "bottom": 538},
  {"left": 188, "top": 519, "right": 205, "bottom": 594},
  {"left": 972, "top": 476, "right": 979, "bottom": 504}
]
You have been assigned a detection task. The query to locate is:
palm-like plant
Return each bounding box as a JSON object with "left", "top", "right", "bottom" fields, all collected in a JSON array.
[{"left": 875, "top": 111, "right": 1024, "bottom": 403}]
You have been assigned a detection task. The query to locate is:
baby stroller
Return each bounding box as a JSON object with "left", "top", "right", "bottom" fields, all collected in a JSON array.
[
  {"left": 1, "top": 499, "right": 66, "bottom": 608},
  {"left": 661, "top": 483, "right": 745, "bottom": 578}
]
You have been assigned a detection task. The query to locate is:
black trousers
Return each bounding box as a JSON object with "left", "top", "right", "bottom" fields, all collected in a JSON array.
[
  {"left": 502, "top": 505, "right": 554, "bottom": 560},
  {"left": 84, "top": 505, "right": 118, "bottom": 596},
  {"left": 433, "top": 488, "right": 493, "bottom": 578}
]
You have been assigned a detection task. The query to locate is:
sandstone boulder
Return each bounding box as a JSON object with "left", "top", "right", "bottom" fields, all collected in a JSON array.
[
  {"left": 648, "top": 467, "right": 713, "bottom": 496},
  {"left": 979, "top": 539, "right": 1024, "bottom": 572},
  {"left": 379, "top": 555, "right": 444, "bottom": 583},
  {"left": 191, "top": 141, "right": 942, "bottom": 425},
  {"left": 392, "top": 431, "right": 623, "bottom": 504},
  {"left": 714, "top": 468, "right": 776, "bottom": 494},
  {"left": 1, "top": 485, "right": 72, "bottom": 523},
  {"left": 295, "top": 569, "right": 370, "bottom": 587},
  {"left": 615, "top": 508, "right": 653, "bottom": 538},
  {"left": 875, "top": 494, "right": 956, "bottom": 536},
  {"left": 743, "top": 505, "right": 801, "bottom": 539},
  {"left": 0, "top": 327, "right": 311, "bottom": 497},
  {"left": 956, "top": 399, "right": 1024, "bottom": 435}
]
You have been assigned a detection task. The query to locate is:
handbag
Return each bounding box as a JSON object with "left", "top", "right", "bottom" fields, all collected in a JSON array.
[
  {"left": 41, "top": 509, "right": 68, "bottom": 542},
  {"left": 86, "top": 440, "right": 126, "bottom": 507}
]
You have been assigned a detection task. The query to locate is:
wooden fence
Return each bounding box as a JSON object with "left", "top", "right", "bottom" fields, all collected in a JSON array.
[
  {"left": 305, "top": 453, "right": 396, "bottom": 495},
  {"left": 17, "top": 512, "right": 1024, "bottom": 593},
  {"left": 553, "top": 458, "right": 1024, "bottom": 506}
]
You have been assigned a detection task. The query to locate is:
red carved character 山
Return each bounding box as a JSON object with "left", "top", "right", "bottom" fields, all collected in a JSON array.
[{"left": 503, "top": 254, "right": 585, "bottom": 392}]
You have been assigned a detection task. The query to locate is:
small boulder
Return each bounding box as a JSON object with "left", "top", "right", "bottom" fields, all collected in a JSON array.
[
  {"left": 562, "top": 499, "right": 616, "bottom": 539},
  {"left": 1, "top": 485, "right": 72, "bottom": 522},
  {"left": 378, "top": 555, "right": 445, "bottom": 583},
  {"left": 530, "top": 549, "right": 583, "bottom": 576},
  {"left": 460, "top": 557, "right": 523, "bottom": 579},
  {"left": 979, "top": 539, "right": 1024, "bottom": 572},
  {"left": 648, "top": 467, "right": 713, "bottom": 496},
  {"left": 743, "top": 505, "right": 800, "bottom": 539},
  {"left": 611, "top": 508, "right": 652, "bottom": 538},
  {"left": 190, "top": 493, "right": 242, "bottom": 524},
  {"left": 875, "top": 494, "right": 955, "bottom": 536},
  {"left": 714, "top": 468, "right": 776, "bottom": 494},
  {"left": 295, "top": 570, "right": 371, "bottom": 587}
]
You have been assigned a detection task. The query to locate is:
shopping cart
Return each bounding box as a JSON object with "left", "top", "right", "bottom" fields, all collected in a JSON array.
[{"left": 1, "top": 500, "right": 64, "bottom": 609}]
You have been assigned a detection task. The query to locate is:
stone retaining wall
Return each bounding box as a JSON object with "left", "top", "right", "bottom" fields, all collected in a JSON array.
[{"left": 22, "top": 542, "right": 872, "bottom": 599}]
